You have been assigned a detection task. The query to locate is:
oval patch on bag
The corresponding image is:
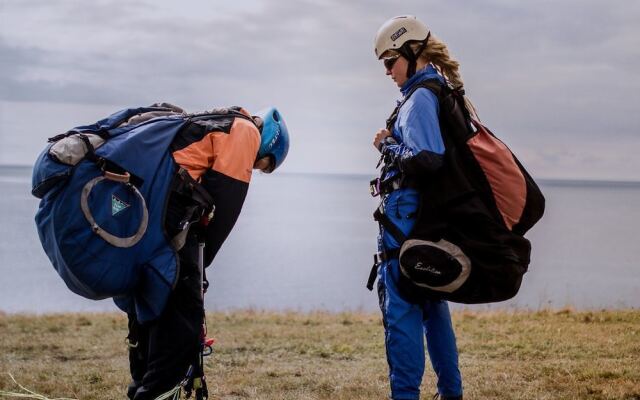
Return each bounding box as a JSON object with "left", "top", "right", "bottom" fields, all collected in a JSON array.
[
  {"left": 399, "top": 239, "right": 471, "bottom": 293},
  {"left": 80, "top": 177, "right": 148, "bottom": 248}
]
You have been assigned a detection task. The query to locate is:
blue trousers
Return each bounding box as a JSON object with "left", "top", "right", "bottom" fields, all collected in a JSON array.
[{"left": 377, "top": 189, "right": 462, "bottom": 399}]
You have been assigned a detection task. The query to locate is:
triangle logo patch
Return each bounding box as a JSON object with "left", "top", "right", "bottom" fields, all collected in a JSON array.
[{"left": 111, "top": 195, "right": 130, "bottom": 216}]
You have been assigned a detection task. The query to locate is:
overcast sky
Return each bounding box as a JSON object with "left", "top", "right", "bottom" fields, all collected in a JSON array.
[{"left": 1, "top": 0, "right": 638, "bottom": 180}]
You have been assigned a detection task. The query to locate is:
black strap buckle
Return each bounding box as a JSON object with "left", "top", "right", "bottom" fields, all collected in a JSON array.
[
  {"left": 366, "top": 254, "right": 380, "bottom": 291},
  {"left": 370, "top": 178, "right": 381, "bottom": 197}
]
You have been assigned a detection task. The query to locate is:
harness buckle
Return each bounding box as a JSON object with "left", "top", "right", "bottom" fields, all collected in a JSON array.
[
  {"left": 200, "top": 205, "right": 216, "bottom": 226},
  {"left": 370, "top": 178, "right": 381, "bottom": 197},
  {"left": 366, "top": 254, "right": 380, "bottom": 291}
]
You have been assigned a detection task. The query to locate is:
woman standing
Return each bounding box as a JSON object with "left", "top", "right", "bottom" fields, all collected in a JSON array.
[{"left": 372, "top": 15, "right": 465, "bottom": 400}]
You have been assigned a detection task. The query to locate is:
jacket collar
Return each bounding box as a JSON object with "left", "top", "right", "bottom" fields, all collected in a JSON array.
[{"left": 400, "top": 64, "right": 443, "bottom": 97}]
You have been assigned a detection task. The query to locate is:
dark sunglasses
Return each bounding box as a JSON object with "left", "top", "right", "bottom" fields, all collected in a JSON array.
[{"left": 382, "top": 55, "right": 401, "bottom": 70}]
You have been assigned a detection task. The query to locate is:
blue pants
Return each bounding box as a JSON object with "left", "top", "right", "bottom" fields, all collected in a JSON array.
[{"left": 377, "top": 189, "right": 462, "bottom": 399}]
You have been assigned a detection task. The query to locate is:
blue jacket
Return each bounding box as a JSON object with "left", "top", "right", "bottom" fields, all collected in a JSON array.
[
  {"left": 380, "top": 64, "right": 445, "bottom": 182},
  {"left": 378, "top": 66, "right": 446, "bottom": 253}
]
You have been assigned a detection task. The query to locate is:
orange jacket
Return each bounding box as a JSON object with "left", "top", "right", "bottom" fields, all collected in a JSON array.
[
  {"left": 171, "top": 107, "right": 260, "bottom": 184},
  {"left": 170, "top": 107, "right": 261, "bottom": 266}
]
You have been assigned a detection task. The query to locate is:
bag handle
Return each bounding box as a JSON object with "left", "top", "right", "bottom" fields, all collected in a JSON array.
[{"left": 104, "top": 170, "right": 131, "bottom": 183}]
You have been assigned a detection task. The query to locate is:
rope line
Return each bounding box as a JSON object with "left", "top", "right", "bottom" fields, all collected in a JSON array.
[
  {"left": 0, "top": 373, "right": 78, "bottom": 400},
  {"left": 152, "top": 385, "right": 181, "bottom": 400}
]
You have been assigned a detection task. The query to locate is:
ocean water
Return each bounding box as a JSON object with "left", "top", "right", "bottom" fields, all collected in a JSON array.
[{"left": 1, "top": 166, "right": 639, "bottom": 314}]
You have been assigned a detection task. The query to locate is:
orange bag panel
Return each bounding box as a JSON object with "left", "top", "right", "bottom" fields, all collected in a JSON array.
[{"left": 467, "top": 122, "right": 527, "bottom": 230}]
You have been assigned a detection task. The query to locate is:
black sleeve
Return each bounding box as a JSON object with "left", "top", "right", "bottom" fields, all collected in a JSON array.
[
  {"left": 398, "top": 150, "right": 444, "bottom": 176},
  {"left": 199, "top": 169, "right": 250, "bottom": 267}
]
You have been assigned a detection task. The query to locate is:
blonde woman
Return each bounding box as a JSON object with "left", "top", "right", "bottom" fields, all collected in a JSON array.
[{"left": 371, "top": 15, "right": 464, "bottom": 400}]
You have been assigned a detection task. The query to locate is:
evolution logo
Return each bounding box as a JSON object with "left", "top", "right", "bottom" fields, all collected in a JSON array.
[{"left": 414, "top": 261, "right": 442, "bottom": 275}]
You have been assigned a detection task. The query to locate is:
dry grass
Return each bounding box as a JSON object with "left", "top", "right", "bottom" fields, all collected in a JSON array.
[{"left": 1, "top": 309, "right": 639, "bottom": 400}]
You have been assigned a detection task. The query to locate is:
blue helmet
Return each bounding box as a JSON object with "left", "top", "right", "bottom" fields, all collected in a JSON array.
[{"left": 254, "top": 107, "right": 290, "bottom": 171}]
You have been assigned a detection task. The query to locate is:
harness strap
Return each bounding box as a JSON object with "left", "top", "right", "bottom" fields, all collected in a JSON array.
[
  {"left": 175, "top": 168, "right": 215, "bottom": 209},
  {"left": 368, "top": 206, "right": 407, "bottom": 292},
  {"left": 373, "top": 207, "right": 408, "bottom": 244},
  {"left": 47, "top": 129, "right": 82, "bottom": 143},
  {"left": 368, "top": 206, "right": 407, "bottom": 291},
  {"left": 76, "top": 134, "right": 98, "bottom": 162},
  {"left": 366, "top": 247, "right": 402, "bottom": 291},
  {"left": 366, "top": 255, "right": 379, "bottom": 291}
]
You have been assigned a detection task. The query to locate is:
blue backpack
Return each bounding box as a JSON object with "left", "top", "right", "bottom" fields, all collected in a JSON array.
[{"left": 32, "top": 104, "right": 216, "bottom": 322}]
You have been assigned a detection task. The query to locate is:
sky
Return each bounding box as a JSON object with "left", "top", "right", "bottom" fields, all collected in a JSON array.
[{"left": 1, "top": 0, "right": 639, "bottom": 180}]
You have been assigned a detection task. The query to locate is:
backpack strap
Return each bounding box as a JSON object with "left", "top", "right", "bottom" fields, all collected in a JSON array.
[{"left": 76, "top": 134, "right": 98, "bottom": 162}]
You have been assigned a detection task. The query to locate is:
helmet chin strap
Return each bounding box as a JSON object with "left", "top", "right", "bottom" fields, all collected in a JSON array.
[{"left": 400, "top": 32, "right": 431, "bottom": 79}]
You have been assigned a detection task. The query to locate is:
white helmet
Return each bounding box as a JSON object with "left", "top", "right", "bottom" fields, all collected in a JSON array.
[{"left": 374, "top": 15, "right": 430, "bottom": 59}]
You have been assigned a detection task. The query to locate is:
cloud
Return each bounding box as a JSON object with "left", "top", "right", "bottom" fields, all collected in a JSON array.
[{"left": 1, "top": 0, "right": 639, "bottom": 179}]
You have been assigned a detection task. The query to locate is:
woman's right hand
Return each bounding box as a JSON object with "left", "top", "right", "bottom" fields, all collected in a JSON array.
[{"left": 373, "top": 128, "right": 392, "bottom": 152}]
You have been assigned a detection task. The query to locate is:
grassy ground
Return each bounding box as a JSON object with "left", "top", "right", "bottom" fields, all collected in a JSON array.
[{"left": 1, "top": 309, "right": 639, "bottom": 400}]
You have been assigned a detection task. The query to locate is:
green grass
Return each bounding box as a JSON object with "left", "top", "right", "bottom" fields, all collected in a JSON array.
[{"left": 1, "top": 309, "right": 639, "bottom": 399}]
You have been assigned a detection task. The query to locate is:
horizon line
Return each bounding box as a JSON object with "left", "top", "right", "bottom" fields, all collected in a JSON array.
[{"left": 1, "top": 163, "right": 639, "bottom": 186}]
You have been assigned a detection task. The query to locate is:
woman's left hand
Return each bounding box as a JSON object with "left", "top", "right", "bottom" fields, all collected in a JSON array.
[{"left": 373, "top": 128, "right": 391, "bottom": 151}]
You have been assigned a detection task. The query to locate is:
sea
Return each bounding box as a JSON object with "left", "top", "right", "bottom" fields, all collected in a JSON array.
[{"left": 1, "top": 165, "right": 639, "bottom": 314}]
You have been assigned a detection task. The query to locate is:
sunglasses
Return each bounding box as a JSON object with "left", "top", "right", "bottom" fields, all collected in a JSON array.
[{"left": 382, "top": 54, "right": 401, "bottom": 70}]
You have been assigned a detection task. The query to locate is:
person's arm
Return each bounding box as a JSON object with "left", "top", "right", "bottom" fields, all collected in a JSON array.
[{"left": 379, "top": 89, "right": 445, "bottom": 176}]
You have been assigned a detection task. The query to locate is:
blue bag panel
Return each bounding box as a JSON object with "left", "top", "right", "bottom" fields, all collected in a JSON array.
[
  {"left": 111, "top": 252, "right": 176, "bottom": 323},
  {"left": 31, "top": 145, "right": 73, "bottom": 199},
  {"left": 38, "top": 163, "right": 135, "bottom": 298},
  {"left": 51, "top": 158, "right": 176, "bottom": 300},
  {"left": 123, "top": 156, "right": 180, "bottom": 323},
  {"left": 110, "top": 157, "right": 181, "bottom": 322},
  {"left": 133, "top": 155, "right": 181, "bottom": 293},
  {"left": 35, "top": 190, "right": 100, "bottom": 298},
  {"left": 96, "top": 118, "right": 184, "bottom": 183},
  {"left": 134, "top": 253, "right": 178, "bottom": 323}
]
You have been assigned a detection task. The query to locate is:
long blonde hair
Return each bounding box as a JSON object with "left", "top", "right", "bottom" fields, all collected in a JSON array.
[{"left": 411, "top": 36, "right": 480, "bottom": 120}]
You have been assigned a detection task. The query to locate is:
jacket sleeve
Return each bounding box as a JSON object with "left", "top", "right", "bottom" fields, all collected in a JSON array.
[
  {"left": 380, "top": 88, "right": 445, "bottom": 176},
  {"left": 201, "top": 118, "right": 260, "bottom": 266},
  {"left": 200, "top": 169, "right": 250, "bottom": 266}
]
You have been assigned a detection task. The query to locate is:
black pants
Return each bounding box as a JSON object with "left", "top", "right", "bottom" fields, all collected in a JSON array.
[{"left": 127, "top": 230, "right": 204, "bottom": 400}]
